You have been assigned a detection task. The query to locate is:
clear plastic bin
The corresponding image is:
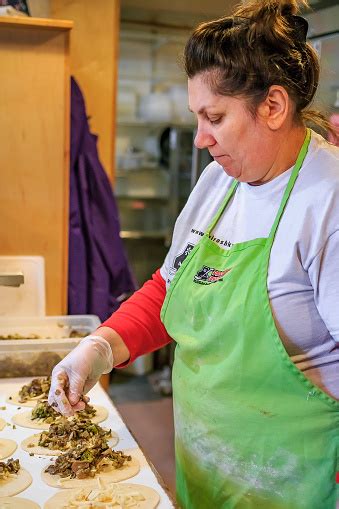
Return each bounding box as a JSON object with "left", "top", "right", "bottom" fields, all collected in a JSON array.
[{"left": 0, "top": 315, "right": 100, "bottom": 378}]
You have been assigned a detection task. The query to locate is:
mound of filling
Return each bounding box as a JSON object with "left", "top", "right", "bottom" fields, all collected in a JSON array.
[
  {"left": 45, "top": 441, "right": 131, "bottom": 480},
  {"left": 32, "top": 400, "right": 96, "bottom": 425},
  {"left": 38, "top": 416, "right": 111, "bottom": 451},
  {"left": 0, "top": 458, "right": 20, "bottom": 481},
  {"left": 0, "top": 327, "right": 87, "bottom": 340},
  {"left": 0, "top": 333, "right": 40, "bottom": 340},
  {"left": 61, "top": 484, "right": 146, "bottom": 508},
  {"left": 18, "top": 377, "right": 51, "bottom": 403}
]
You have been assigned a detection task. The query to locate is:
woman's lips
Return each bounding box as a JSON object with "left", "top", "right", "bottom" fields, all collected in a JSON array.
[
  {"left": 213, "top": 154, "right": 228, "bottom": 164},
  {"left": 212, "top": 155, "right": 240, "bottom": 177}
]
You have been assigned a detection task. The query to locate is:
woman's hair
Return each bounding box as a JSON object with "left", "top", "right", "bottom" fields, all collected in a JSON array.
[{"left": 184, "top": 0, "right": 330, "bottom": 131}]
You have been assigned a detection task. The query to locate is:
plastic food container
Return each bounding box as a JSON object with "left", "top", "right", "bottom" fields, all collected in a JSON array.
[
  {"left": 138, "top": 93, "right": 172, "bottom": 122},
  {"left": 0, "top": 315, "right": 100, "bottom": 378}
]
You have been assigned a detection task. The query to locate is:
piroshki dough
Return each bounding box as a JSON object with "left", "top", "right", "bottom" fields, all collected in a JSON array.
[
  {"left": 21, "top": 431, "right": 119, "bottom": 456},
  {"left": 41, "top": 455, "right": 140, "bottom": 489},
  {"left": 6, "top": 392, "right": 44, "bottom": 408},
  {"left": 43, "top": 482, "right": 160, "bottom": 509},
  {"left": 12, "top": 405, "right": 108, "bottom": 430},
  {"left": 0, "top": 439, "right": 17, "bottom": 460},
  {"left": 0, "top": 497, "right": 40, "bottom": 508},
  {"left": 0, "top": 468, "right": 32, "bottom": 497}
]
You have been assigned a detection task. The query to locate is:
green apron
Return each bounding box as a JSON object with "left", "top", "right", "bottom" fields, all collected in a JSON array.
[{"left": 161, "top": 130, "right": 339, "bottom": 509}]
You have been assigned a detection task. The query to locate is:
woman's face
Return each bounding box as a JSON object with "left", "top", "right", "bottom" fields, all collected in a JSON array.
[{"left": 188, "top": 74, "right": 277, "bottom": 184}]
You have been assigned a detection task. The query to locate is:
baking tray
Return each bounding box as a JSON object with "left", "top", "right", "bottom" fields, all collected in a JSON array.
[{"left": 0, "top": 378, "right": 175, "bottom": 508}]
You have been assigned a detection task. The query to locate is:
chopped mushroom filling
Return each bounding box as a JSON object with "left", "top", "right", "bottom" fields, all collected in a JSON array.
[
  {"left": 38, "top": 416, "right": 111, "bottom": 451},
  {"left": 18, "top": 377, "right": 51, "bottom": 403},
  {"left": 32, "top": 400, "right": 96, "bottom": 424},
  {"left": 0, "top": 333, "right": 40, "bottom": 340},
  {"left": 45, "top": 441, "right": 131, "bottom": 480},
  {"left": 0, "top": 458, "right": 20, "bottom": 481}
]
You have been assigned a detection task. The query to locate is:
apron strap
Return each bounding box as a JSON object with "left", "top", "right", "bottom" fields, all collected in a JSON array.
[
  {"left": 206, "top": 179, "right": 239, "bottom": 236},
  {"left": 268, "top": 128, "right": 311, "bottom": 241},
  {"left": 206, "top": 128, "right": 311, "bottom": 240}
]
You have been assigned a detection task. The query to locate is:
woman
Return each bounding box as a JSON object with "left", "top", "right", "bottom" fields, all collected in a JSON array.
[{"left": 49, "top": 0, "right": 339, "bottom": 507}]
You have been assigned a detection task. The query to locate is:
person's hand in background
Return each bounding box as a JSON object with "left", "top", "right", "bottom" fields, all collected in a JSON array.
[{"left": 48, "top": 335, "right": 114, "bottom": 416}]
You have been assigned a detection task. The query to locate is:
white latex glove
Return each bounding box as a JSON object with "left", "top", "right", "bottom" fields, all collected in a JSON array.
[{"left": 48, "top": 335, "right": 113, "bottom": 416}]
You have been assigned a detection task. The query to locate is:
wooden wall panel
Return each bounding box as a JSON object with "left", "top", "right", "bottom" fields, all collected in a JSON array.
[
  {"left": 51, "top": 0, "right": 121, "bottom": 182},
  {"left": 0, "top": 18, "right": 72, "bottom": 314}
]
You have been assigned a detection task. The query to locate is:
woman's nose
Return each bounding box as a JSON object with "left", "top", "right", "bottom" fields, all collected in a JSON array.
[{"left": 194, "top": 127, "right": 215, "bottom": 150}]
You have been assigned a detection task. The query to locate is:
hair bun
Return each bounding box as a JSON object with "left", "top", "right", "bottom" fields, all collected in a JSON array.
[
  {"left": 184, "top": 0, "right": 324, "bottom": 133},
  {"left": 233, "top": 0, "right": 309, "bottom": 49},
  {"left": 234, "top": 0, "right": 309, "bottom": 19}
]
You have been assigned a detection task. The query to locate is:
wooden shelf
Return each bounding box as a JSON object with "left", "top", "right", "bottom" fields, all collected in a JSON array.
[
  {"left": 120, "top": 230, "right": 169, "bottom": 239},
  {"left": 117, "top": 195, "right": 169, "bottom": 201},
  {"left": 118, "top": 119, "right": 195, "bottom": 129},
  {"left": 0, "top": 16, "right": 73, "bottom": 30},
  {"left": 51, "top": 0, "right": 120, "bottom": 182}
]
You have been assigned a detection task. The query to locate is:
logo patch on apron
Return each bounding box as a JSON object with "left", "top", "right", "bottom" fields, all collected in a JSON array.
[{"left": 193, "top": 265, "right": 231, "bottom": 285}]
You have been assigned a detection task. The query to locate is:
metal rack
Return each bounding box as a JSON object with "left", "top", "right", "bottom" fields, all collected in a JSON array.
[{"left": 116, "top": 125, "right": 201, "bottom": 243}]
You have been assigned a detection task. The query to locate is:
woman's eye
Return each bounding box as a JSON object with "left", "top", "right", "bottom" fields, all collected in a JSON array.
[{"left": 209, "top": 117, "right": 222, "bottom": 125}]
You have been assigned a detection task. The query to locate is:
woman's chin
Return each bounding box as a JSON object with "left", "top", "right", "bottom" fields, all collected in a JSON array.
[{"left": 222, "top": 165, "right": 242, "bottom": 180}]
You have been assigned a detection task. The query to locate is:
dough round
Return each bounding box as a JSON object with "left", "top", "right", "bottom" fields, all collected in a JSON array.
[
  {"left": 0, "top": 497, "right": 40, "bottom": 509},
  {"left": 0, "top": 439, "right": 17, "bottom": 460},
  {"left": 41, "top": 456, "right": 140, "bottom": 489},
  {"left": 0, "top": 419, "right": 6, "bottom": 431},
  {"left": 44, "top": 482, "right": 160, "bottom": 509},
  {"left": 12, "top": 405, "right": 108, "bottom": 430},
  {"left": 0, "top": 468, "right": 32, "bottom": 497},
  {"left": 6, "top": 393, "right": 44, "bottom": 408},
  {"left": 21, "top": 431, "right": 119, "bottom": 456}
]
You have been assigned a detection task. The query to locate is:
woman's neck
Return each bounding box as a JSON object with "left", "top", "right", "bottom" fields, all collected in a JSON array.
[{"left": 250, "top": 124, "right": 307, "bottom": 186}]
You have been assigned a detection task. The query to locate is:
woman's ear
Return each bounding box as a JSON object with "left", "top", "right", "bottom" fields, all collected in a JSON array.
[{"left": 257, "top": 85, "right": 291, "bottom": 130}]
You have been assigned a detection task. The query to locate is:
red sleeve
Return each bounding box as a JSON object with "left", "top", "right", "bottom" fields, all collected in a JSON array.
[{"left": 100, "top": 269, "right": 172, "bottom": 366}]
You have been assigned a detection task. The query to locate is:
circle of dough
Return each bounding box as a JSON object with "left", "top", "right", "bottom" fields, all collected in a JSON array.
[
  {"left": 44, "top": 482, "right": 160, "bottom": 509},
  {"left": 0, "top": 496, "right": 40, "bottom": 508},
  {"left": 0, "top": 468, "right": 32, "bottom": 497},
  {"left": 41, "top": 456, "right": 140, "bottom": 488},
  {"left": 6, "top": 393, "right": 45, "bottom": 408},
  {"left": 0, "top": 439, "right": 17, "bottom": 460},
  {"left": 12, "top": 405, "right": 108, "bottom": 430},
  {"left": 21, "top": 431, "right": 119, "bottom": 456},
  {"left": 0, "top": 419, "right": 6, "bottom": 431}
]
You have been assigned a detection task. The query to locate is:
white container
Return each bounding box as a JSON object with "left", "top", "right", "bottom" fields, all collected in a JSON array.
[
  {"left": 138, "top": 92, "right": 172, "bottom": 123},
  {"left": 0, "top": 315, "right": 100, "bottom": 377},
  {"left": 123, "top": 354, "right": 153, "bottom": 376},
  {"left": 117, "top": 90, "right": 137, "bottom": 120},
  {"left": 115, "top": 168, "right": 170, "bottom": 198},
  {"left": 0, "top": 256, "right": 45, "bottom": 316},
  {"left": 118, "top": 152, "right": 147, "bottom": 170},
  {"left": 168, "top": 85, "right": 194, "bottom": 124}
]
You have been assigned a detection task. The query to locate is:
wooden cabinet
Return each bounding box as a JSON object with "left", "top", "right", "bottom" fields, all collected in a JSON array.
[
  {"left": 50, "top": 0, "right": 121, "bottom": 182},
  {"left": 0, "top": 16, "right": 72, "bottom": 315}
]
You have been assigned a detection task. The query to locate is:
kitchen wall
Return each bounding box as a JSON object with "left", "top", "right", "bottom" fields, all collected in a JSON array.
[
  {"left": 306, "top": 3, "right": 339, "bottom": 35},
  {"left": 306, "top": 5, "right": 339, "bottom": 113},
  {"left": 117, "top": 23, "right": 190, "bottom": 151},
  {"left": 116, "top": 22, "right": 193, "bottom": 292},
  {"left": 120, "top": 0, "right": 237, "bottom": 28}
]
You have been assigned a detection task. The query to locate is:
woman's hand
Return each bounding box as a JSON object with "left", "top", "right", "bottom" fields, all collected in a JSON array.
[{"left": 48, "top": 335, "right": 114, "bottom": 416}]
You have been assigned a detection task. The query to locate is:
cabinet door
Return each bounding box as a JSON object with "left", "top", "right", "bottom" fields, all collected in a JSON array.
[
  {"left": 0, "top": 18, "right": 72, "bottom": 315},
  {"left": 51, "top": 0, "right": 121, "bottom": 182}
]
